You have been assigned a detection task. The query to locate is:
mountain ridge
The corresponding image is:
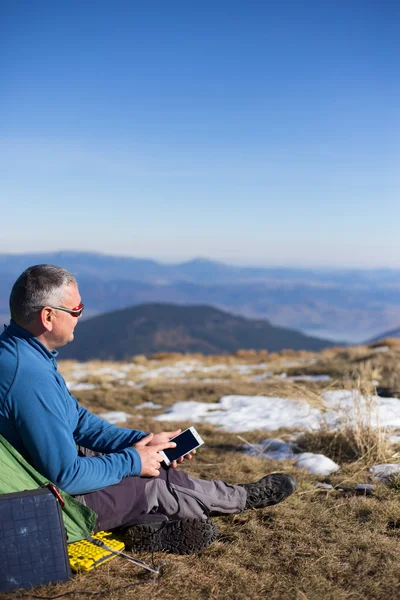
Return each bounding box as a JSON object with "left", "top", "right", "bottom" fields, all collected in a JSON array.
[
  {"left": 367, "top": 326, "right": 400, "bottom": 343},
  {"left": 58, "top": 303, "right": 336, "bottom": 361},
  {"left": 2, "top": 251, "right": 400, "bottom": 342},
  {"left": 2, "top": 250, "right": 400, "bottom": 284}
]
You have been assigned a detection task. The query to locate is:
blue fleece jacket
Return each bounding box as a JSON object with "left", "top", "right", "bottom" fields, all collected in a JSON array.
[{"left": 0, "top": 321, "right": 146, "bottom": 495}]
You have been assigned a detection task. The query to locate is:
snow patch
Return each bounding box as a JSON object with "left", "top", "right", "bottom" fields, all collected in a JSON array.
[
  {"left": 155, "top": 389, "right": 400, "bottom": 435},
  {"left": 244, "top": 438, "right": 297, "bottom": 461},
  {"left": 155, "top": 395, "right": 322, "bottom": 432},
  {"left": 138, "top": 360, "right": 270, "bottom": 381},
  {"left": 251, "top": 373, "right": 273, "bottom": 382},
  {"left": 321, "top": 390, "right": 400, "bottom": 429},
  {"left": 372, "top": 346, "right": 389, "bottom": 353},
  {"left": 370, "top": 464, "right": 400, "bottom": 483},
  {"left": 243, "top": 438, "right": 339, "bottom": 475},
  {"left": 135, "top": 402, "right": 162, "bottom": 410},
  {"left": 285, "top": 374, "right": 331, "bottom": 382},
  {"left": 294, "top": 453, "right": 339, "bottom": 476},
  {"left": 66, "top": 382, "right": 97, "bottom": 391},
  {"left": 388, "top": 434, "right": 400, "bottom": 445},
  {"left": 98, "top": 411, "right": 132, "bottom": 424}
]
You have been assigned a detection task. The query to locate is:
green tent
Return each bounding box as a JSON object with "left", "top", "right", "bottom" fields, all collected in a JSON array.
[{"left": 0, "top": 435, "right": 97, "bottom": 543}]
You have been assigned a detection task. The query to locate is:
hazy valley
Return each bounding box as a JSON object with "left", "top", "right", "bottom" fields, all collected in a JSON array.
[{"left": 2, "top": 252, "right": 400, "bottom": 343}]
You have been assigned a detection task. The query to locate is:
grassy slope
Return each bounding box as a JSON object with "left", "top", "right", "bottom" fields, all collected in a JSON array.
[{"left": 5, "top": 344, "right": 400, "bottom": 600}]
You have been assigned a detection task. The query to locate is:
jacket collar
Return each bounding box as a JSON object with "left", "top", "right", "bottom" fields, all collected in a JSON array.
[{"left": 5, "top": 320, "right": 59, "bottom": 361}]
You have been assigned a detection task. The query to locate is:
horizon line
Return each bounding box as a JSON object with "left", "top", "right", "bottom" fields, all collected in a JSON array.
[{"left": 1, "top": 249, "right": 400, "bottom": 272}]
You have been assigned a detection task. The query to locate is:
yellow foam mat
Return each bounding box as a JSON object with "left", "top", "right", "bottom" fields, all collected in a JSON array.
[{"left": 68, "top": 531, "right": 125, "bottom": 572}]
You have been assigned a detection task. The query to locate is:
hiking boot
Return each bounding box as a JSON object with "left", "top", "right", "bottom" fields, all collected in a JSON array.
[
  {"left": 121, "top": 518, "right": 218, "bottom": 555},
  {"left": 241, "top": 473, "right": 296, "bottom": 509}
]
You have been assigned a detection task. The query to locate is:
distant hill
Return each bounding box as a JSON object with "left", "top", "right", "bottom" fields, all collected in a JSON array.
[
  {"left": 3, "top": 251, "right": 400, "bottom": 342},
  {"left": 367, "top": 326, "right": 400, "bottom": 343},
  {"left": 58, "top": 303, "right": 336, "bottom": 361}
]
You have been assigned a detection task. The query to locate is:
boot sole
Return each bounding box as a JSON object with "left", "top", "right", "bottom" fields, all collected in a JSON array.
[{"left": 123, "top": 518, "right": 218, "bottom": 555}]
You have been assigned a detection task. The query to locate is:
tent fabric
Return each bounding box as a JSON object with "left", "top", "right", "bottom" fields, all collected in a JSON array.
[{"left": 0, "top": 435, "right": 97, "bottom": 543}]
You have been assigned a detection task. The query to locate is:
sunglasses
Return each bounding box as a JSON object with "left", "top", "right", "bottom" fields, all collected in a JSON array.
[{"left": 48, "top": 303, "right": 84, "bottom": 317}]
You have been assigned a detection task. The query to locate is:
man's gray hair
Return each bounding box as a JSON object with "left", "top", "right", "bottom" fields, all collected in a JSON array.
[{"left": 10, "top": 264, "right": 77, "bottom": 325}]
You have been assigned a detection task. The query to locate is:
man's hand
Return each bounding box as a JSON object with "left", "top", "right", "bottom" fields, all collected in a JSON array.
[
  {"left": 133, "top": 433, "right": 176, "bottom": 477},
  {"left": 148, "top": 429, "right": 197, "bottom": 469}
]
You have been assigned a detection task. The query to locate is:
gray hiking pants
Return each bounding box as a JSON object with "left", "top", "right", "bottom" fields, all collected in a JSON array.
[{"left": 75, "top": 450, "right": 247, "bottom": 532}]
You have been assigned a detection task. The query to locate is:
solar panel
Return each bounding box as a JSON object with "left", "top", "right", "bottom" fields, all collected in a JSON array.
[{"left": 0, "top": 488, "right": 71, "bottom": 593}]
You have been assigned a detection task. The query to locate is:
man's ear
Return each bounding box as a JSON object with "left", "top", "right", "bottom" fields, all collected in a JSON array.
[{"left": 40, "top": 307, "right": 54, "bottom": 332}]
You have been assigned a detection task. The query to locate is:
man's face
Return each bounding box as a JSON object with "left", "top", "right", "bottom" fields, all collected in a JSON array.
[{"left": 49, "top": 283, "right": 82, "bottom": 349}]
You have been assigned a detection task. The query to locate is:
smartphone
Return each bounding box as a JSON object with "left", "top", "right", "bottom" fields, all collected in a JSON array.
[{"left": 159, "top": 426, "right": 204, "bottom": 466}]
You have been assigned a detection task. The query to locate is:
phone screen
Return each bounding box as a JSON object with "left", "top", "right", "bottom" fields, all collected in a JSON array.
[{"left": 162, "top": 429, "right": 200, "bottom": 462}]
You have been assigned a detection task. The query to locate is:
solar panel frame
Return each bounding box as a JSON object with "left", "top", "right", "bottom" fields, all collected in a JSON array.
[{"left": 0, "top": 488, "right": 71, "bottom": 592}]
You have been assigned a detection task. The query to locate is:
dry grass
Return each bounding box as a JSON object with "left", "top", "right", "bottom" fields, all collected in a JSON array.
[
  {"left": 339, "top": 363, "right": 393, "bottom": 464},
  {"left": 6, "top": 345, "right": 400, "bottom": 599},
  {"left": 296, "top": 426, "right": 394, "bottom": 466},
  {"left": 8, "top": 441, "right": 400, "bottom": 600},
  {"left": 296, "top": 430, "right": 365, "bottom": 463},
  {"left": 368, "top": 338, "right": 400, "bottom": 349},
  {"left": 339, "top": 398, "right": 392, "bottom": 465},
  {"left": 297, "top": 362, "right": 393, "bottom": 465}
]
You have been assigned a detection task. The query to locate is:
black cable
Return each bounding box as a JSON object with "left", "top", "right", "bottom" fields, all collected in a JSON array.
[{"left": 21, "top": 537, "right": 166, "bottom": 599}]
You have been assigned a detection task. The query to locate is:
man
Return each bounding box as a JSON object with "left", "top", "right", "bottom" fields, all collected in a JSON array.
[{"left": 0, "top": 265, "right": 296, "bottom": 554}]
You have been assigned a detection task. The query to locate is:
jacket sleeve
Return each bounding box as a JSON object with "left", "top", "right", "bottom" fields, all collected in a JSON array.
[
  {"left": 7, "top": 373, "right": 144, "bottom": 495},
  {"left": 73, "top": 401, "right": 147, "bottom": 452}
]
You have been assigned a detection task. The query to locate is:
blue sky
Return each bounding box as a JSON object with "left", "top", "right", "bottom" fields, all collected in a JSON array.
[{"left": 1, "top": 0, "right": 399, "bottom": 267}]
